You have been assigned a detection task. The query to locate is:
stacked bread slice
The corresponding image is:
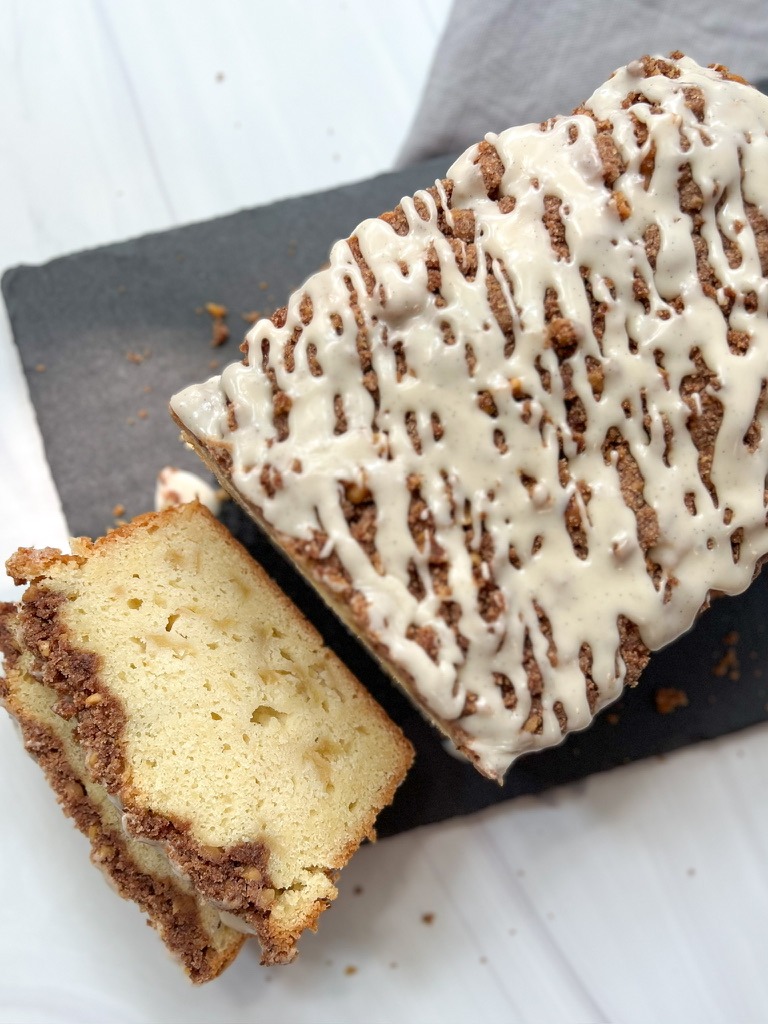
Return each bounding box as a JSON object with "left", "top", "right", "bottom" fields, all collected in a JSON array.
[{"left": 0, "top": 503, "right": 412, "bottom": 980}]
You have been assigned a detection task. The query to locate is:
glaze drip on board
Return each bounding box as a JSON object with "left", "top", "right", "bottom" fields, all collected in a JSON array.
[{"left": 173, "top": 55, "right": 768, "bottom": 779}]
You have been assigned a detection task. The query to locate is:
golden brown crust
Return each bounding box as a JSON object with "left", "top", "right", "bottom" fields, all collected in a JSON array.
[{"left": 6, "top": 547, "right": 85, "bottom": 585}]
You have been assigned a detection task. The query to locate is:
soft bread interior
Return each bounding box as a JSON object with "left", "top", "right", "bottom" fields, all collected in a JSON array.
[
  {"left": 12, "top": 503, "right": 412, "bottom": 952},
  {"left": 1, "top": 645, "right": 244, "bottom": 982}
]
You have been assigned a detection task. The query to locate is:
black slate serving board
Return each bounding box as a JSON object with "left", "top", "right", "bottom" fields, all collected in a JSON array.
[{"left": 4, "top": 157, "right": 767, "bottom": 837}]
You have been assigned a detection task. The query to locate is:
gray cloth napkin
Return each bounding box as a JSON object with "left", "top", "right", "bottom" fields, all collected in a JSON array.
[{"left": 399, "top": 0, "right": 768, "bottom": 165}]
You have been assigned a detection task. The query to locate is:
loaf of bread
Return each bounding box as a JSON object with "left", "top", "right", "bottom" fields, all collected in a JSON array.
[
  {"left": 0, "top": 503, "right": 412, "bottom": 979},
  {"left": 171, "top": 53, "right": 768, "bottom": 781}
]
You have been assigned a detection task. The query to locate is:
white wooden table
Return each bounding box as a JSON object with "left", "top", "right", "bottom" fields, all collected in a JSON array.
[{"left": 1, "top": 4, "right": 767, "bottom": 1021}]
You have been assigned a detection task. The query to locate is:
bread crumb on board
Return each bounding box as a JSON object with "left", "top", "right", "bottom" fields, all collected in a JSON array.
[
  {"left": 199, "top": 301, "right": 230, "bottom": 347},
  {"left": 654, "top": 687, "right": 689, "bottom": 714},
  {"left": 713, "top": 630, "right": 741, "bottom": 681}
]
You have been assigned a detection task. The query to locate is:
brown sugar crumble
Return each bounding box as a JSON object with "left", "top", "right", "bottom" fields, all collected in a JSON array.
[
  {"left": 241, "top": 310, "right": 262, "bottom": 324},
  {"left": 605, "top": 712, "right": 620, "bottom": 725},
  {"left": 654, "top": 686, "right": 689, "bottom": 714},
  {"left": 352, "top": 885, "right": 364, "bottom": 896},
  {"left": 112, "top": 504, "right": 125, "bottom": 518},
  {"left": 137, "top": 409, "right": 149, "bottom": 420},
  {"left": 34, "top": 363, "right": 46, "bottom": 373},
  {"left": 421, "top": 912, "right": 435, "bottom": 925},
  {"left": 344, "top": 965, "right": 358, "bottom": 976}
]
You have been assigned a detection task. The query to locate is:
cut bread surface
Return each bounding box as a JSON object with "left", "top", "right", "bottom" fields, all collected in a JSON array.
[
  {"left": 1, "top": 503, "right": 412, "bottom": 975},
  {"left": 0, "top": 633, "right": 244, "bottom": 983}
]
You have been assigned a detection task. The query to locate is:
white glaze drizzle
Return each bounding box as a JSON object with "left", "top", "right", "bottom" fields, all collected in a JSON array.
[
  {"left": 154, "top": 466, "right": 222, "bottom": 516},
  {"left": 172, "top": 56, "right": 768, "bottom": 779}
]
